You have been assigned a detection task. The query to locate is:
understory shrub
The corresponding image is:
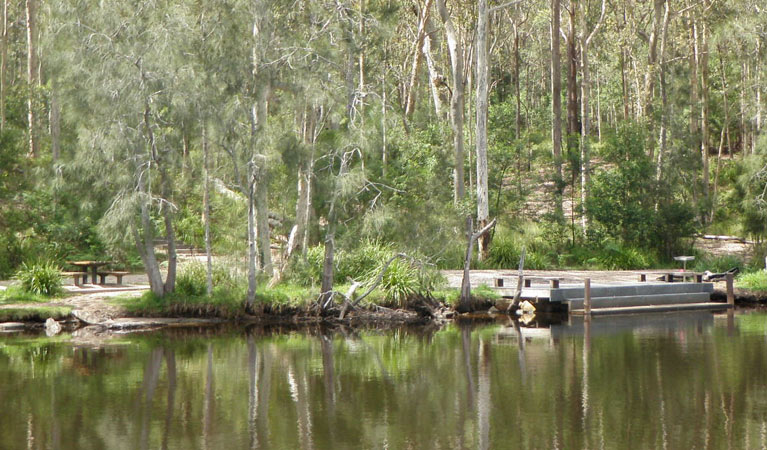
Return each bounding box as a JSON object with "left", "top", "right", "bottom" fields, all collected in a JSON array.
[
  {"left": 16, "top": 262, "right": 63, "bottom": 296},
  {"left": 596, "top": 242, "right": 656, "bottom": 270},
  {"left": 737, "top": 271, "right": 767, "bottom": 291},
  {"left": 175, "top": 261, "right": 246, "bottom": 299},
  {"left": 285, "top": 241, "right": 440, "bottom": 304}
]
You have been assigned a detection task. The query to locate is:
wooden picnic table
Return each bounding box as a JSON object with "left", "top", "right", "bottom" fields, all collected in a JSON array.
[{"left": 67, "top": 261, "right": 111, "bottom": 285}]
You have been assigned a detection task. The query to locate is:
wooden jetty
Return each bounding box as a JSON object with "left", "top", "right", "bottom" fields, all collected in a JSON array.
[{"left": 491, "top": 273, "right": 734, "bottom": 316}]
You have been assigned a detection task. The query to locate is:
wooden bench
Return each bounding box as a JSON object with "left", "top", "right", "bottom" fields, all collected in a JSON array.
[
  {"left": 96, "top": 271, "right": 130, "bottom": 285},
  {"left": 61, "top": 271, "right": 88, "bottom": 287}
]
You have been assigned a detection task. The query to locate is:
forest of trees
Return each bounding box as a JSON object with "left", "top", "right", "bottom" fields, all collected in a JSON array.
[{"left": 0, "top": 0, "right": 765, "bottom": 298}]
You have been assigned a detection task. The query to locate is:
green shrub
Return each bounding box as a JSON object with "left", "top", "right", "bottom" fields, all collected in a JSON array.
[
  {"left": 366, "top": 258, "right": 420, "bottom": 306},
  {"left": 692, "top": 254, "right": 743, "bottom": 274},
  {"left": 175, "top": 261, "right": 245, "bottom": 298},
  {"left": 16, "top": 262, "right": 63, "bottom": 296},
  {"left": 596, "top": 242, "right": 655, "bottom": 270},
  {"left": 737, "top": 271, "right": 767, "bottom": 292}
]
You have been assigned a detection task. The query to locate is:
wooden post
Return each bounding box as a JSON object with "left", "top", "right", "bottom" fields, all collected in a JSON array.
[
  {"left": 726, "top": 272, "right": 735, "bottom": 306},
  {"left": 639, "top": 273, "right": 647, "bottom": 282},
  {"left": 495, "top": 278, "right": 504, "bottom": 287},
  {"left": 584, "top": 278, "right": 592, "bottom": 318}
]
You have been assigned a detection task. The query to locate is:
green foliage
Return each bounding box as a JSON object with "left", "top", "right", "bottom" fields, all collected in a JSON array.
[
  {"left": 588, "top": 122, "right": 695, "bottom": 257},
  {"left": 595, "top": 242, "right": 656, "bottom": 270},
  {"left": 0, "top": 286, "right": 51, "bottom": 304},
  {"left": 737, "top": 271, "right": 767, "bottom": 292},
  {"left": 692, "top": 254, "right": 744, "bottom": 273},
  {"left": 0, "top": 306, "right": 71, "bottom": 322},
  {"left": 286, "top": 242, "right": 439, "bottom": 304},
  {"left": 16, "top": 262, "right": 63, "bottom": 297},
  {"left": 175, "top": 261, "right": 246, "bottom": 299}
]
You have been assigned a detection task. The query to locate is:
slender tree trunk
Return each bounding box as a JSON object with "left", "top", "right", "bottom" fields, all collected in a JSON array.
[
  {"left": 246, "top": 168, "right": 258, "bottom": 307},
  {"left": 551, "top": 0, "right": 564, "bottom": 220},
  {"left": 689, "top": 16, "right": 699, "bottom": 154},
  {"left": 566, "top": 0, "right": 579, "bottom": 153},
  {"left": 655, "top": 0, "right": 670, "bottom": 182},
  {"left": 643, "top": 0, "right": 664, "bottom": 161},
  {"left": 320, "top": 154, "right": 351, "bottom": 307},
  {"left": 202, "top": 121, "right": 213, "bottom": 296},
  {"left": 476, "top": 0, "right": 491, "bottom": 261},
  {"left": 252, "top": 86, "right": 272, "bottom": 277},
  {"left": 405, "top": 0, "right": 433, "bottom": 117},
  {"left": 437, "top": 0, "right": 465, "bottom": 203},
  {"left": 26, "top": 0, "right": 37, "bottom": 158},
  {"left": 513, "top": 23, "right": 522, "bottom": 140},
  {"left": 740, "top": 61, "right": 747, "bottom": 157},
  {"left": 50, "top": 86, "right": 61, "bottom": 162},
  {"left": 700, "top": 18, "right": 710, "bottom": 210},
  {"left": 423, "top": 14, "right": 443, "bottom": 118},
  {"left": 756, "top": 41, "right": 762, "bottom": 151},
  {"left": 1, "top": 0, "right": 6, "bottom": 132}
]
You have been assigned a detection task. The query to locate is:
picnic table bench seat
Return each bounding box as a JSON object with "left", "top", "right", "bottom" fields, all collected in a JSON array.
[
  {"left": 61, "top": 271, "right": 88, "bottom": 287},
  {"left": 96, "top": 271, "right": 130, "bottom": 285}
]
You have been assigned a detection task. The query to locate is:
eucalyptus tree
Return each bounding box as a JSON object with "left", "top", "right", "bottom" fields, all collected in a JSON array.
[{"left": 50, "top": 0, "right": 187, "bottom": 297}]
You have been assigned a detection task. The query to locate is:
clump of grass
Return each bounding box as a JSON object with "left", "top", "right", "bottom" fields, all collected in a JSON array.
[
  {"left": 16, "top": 262, "right": 63, "bottom": 296},
  {"left": 0, "top": 306, "right": 71, "bottom": 322},
  {"left": 121, "top": 291, "right": 246, "bottom": 318},
  {"left": 0, "top": 286, "right": 51, "bottom": 304},
  {"left": 737, "top": 271, "right": 767, "bottom": 292}
]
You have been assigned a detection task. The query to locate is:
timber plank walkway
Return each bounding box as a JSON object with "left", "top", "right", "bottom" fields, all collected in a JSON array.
[{"left": 442, "top": 270, "right": 732, "bottom": 316}]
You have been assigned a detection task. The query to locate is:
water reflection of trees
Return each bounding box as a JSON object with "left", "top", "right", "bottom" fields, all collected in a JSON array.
[{"left": 2, "top": 319, "right": 767, "bottom": 448}]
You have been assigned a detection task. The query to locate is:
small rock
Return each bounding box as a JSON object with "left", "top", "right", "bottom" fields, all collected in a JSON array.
[{"left": 45, "top": 318, "right": 62, "bottom": 336}]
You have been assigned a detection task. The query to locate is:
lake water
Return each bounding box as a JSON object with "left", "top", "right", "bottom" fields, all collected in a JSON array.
[{"left": 2, "top": 311, "right": 767, "bottom": 449}]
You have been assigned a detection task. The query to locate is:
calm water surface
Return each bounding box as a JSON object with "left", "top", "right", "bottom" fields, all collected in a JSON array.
[{"left": 2, "top": 311, "right": 767, "bottom": 449}]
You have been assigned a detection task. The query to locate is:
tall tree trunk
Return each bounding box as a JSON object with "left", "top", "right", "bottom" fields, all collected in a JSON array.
[
  {"left": 423, "top": 14, "right": 443, "bottom": 118},
  {"left": 50, "top": 85, "right": 61, "bottom": 162},
  {"left": 513, "top": 23, "right": 522, "bottom": 141},
  {"left": 551, "top": 0, "right": 564, "bottom": 220},
  {"left": 476, "top": 0, "right": 491, "bottom": 261},
  {"left": 320, "top": 153, "right": 351, "bottom": 307},
  {"left": 437, "top": 0, "right": 465, "bottom": 203},
  {"left": 700, "top": 17, "right": 710, "bottom": 210},
  {"left": 655, "top": 0, "right": 670, "bottom": 183},
  {"left": 25, "top": 0, "right": 37, "bottom": 158},
  {"left": 566, "top": 0, "right": 579, "bottom": 154},
  {"left": 405, "top": 0, "right": 433, "bottom": 118},
  {"left": 252, "top": 85, "right": 272, "bottom": 277},
  {"left": 246, "top": 167, "right": 258, "bottom": 307},
  {"left": 1, "top": 0, "right": 6, "bottom": 132},
  {"left": 643, "top": 0, "right": 664, "bottom": 161},
  {"left": 579, "top": 0, "right": 606, "bottom": 236},
  {"left": 689, "top": 15, "right": 699, "bottom": 155},
  {"left": 740, "top": 61, "right": 747, "bottom": 157},
  {"left": 202, "top": 121, "right": 213, "bottom": 296}
]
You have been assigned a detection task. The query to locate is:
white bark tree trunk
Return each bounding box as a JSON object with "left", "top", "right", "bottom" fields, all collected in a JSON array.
[
  {"left": 551, "top": 0, "right": 564, "bottom": 220},
  {"left": 476, "top": 0, "right": 491, "bottom": 260},
  {"left": 26, "top": 0, "right": 37, "bottom": 158},
  {"left": 437, "top": 0, "right": 465, "bottom": 203}
]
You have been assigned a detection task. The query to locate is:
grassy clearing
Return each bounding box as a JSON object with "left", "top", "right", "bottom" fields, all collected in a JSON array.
[
  {"left": 0, "top": 306, "right": 72, "bottom": 322},
  {"left": 119, "top": 283, "right": 318, "bottom": 318},
  {"left": 432, "top": 285, "right": 501, "bottom": 307},
  {"left": 737, "top": 271, "right": 767, "bottom": 292},
  {"left": 0, "top": 286, "right": 56, "bottom": 304}
]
